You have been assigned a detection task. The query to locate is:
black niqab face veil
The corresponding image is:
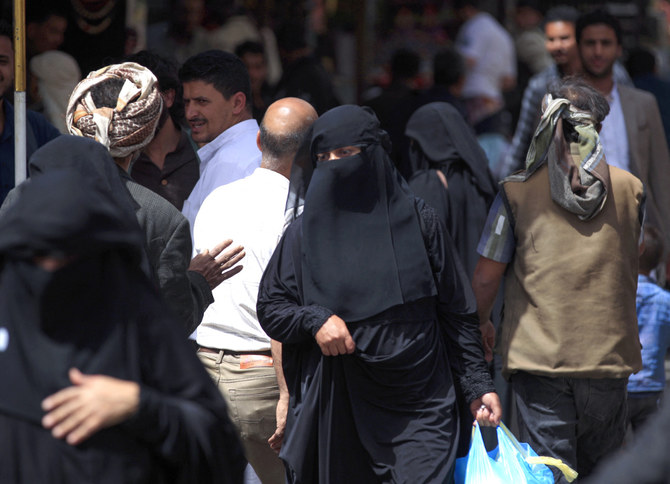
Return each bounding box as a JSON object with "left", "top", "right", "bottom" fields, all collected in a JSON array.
[{"left": 302, "top": 105, "right": 436, "bottom": 322}]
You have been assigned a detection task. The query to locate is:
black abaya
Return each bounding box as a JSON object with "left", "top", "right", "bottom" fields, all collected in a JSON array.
[
  {"left": 405, "top": 102, "right": 497, "bottom": 279},
  {"left": 257, "top": 201, "right": 495, "bottom": 484},
  {"left": 0, "top": 168, "right": 245, "bottom": 484}
]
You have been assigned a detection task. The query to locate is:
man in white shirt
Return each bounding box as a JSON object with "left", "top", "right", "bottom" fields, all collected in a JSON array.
[
  {"left": 455, "top": 0, "right": 516, "bottom": 126},
  {"left": 193, "top": 98, "right": 317, "bottom": 484},
  {"left": 577, "top": 10, "right": 670, "bottom": 246},
  {"left": 179, "top": 50, "right": 262, "bottom": 234}
]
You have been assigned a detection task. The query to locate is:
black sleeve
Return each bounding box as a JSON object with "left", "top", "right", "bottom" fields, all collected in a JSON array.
[
  {"left": 187, "top": 270, "right": 214, "bottom": 333},
  {"left": 121, "top": 287, "right": 246, "bottom": 484},
  {"left": 256, "top": 218, "right": 334, "bottom": 343},
  {"left": 156, "top": 215, "right": 212, "bottom": 334},
  {"left": 418, "top": 200, "right": 496, "bottom": 403}
]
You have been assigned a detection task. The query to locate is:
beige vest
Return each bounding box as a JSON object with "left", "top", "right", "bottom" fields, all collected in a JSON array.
[{"left": 500, "top": 164, "right": 643, "bottom": 378}]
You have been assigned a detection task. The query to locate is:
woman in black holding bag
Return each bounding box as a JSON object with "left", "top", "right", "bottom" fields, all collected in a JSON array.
[{"left": 257, "top": 105, "right": 500, "bottom": 483}]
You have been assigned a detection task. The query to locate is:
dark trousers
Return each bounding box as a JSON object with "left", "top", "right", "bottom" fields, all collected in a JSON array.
[
  {"left": 511, "top": 371, "right": 627, "bottom": 483},
  {"left": 627, "top": 391, "right": 662, "bottom": 434}
]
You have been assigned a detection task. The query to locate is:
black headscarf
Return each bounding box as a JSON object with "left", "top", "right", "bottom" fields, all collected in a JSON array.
[
  {"left": 301, "top": 105, "right": 436, "bottom": 322},
  {"left": 0, "top": 168, "right": 145, "bottom": 424},
  {"left": 14, "top": 135, "right": 153, "bottom": 278},
  {"left": 405, "top": 102, "right": 496, "bottom": 198},
  {"left": 405, "top": 102, "right": 497, "bottom": 279},
  {"left": 29, "top": 135, "right": 141, "bottom": 215},
  {"left": 284, "top": 126, "right": 314, "bottom": 222}
]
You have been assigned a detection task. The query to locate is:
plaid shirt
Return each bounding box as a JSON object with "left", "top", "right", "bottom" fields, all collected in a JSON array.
[
  {"left": 500, "top": 62, "right": 633, "bottom": 177},
  {"left": 628, "top": 274, "right": 670, "bottom": 393}
]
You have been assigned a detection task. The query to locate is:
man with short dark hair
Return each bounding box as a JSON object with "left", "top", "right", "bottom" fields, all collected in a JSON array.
[
  {"left": 235, "top": 41, "right": 274, "bottom": 122},
  {"left": 194, "top": 98, "right": 317, "bottom": 484},
  {"left": 473, "top": 77, "right": 643, "bottom": 483},
  {"left": 0, "top": 19, "right": 60, "bottom": 205},
  {"left": 125, "top": 50, "right": 200, "bottom": 210},
  {"left": 26, "top": 2, "right": 68, "bottom": 59},
  {"left": 577, "top": 9, "right": 670, "bottom": 247},
  {"left": 501, "top": 6, "right": 632, "bottom": 177},
  {"left": 179, "top": 50, "right": 261, "bottom": 232}
]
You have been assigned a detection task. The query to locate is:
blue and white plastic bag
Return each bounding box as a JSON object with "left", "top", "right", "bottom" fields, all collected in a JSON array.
[{"left": 454, "top": 422, "right": 577, "bottom": 484}]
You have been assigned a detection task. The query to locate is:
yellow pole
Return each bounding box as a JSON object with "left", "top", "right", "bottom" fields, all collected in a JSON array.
[
  {"left": 13, "top": 0, "right": 25, "bottom": 92},
  {"left": 13, "top": 0, "right": 27, "bottom": 186}
]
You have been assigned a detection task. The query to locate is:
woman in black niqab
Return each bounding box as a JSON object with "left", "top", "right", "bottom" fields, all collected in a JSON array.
[
  {"left": 405, "top": 102, "right": 497, "bottom": 279},
  {"left": 302, "top": 104, "right": 436, "bottom": 321},
  {"left": 0, "top": 148, "right": 244, "bottom": 483},
  {"left": 257, "top": 105, "right": 497, "bottom": 484}
]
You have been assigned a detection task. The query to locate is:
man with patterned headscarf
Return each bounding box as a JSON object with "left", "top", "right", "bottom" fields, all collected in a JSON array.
[
  {"left": 472, "top": 77, "right": 644, "bottom": 483},
  {"left": 66, "top": 62, "right": 244, "bottom": 334}
]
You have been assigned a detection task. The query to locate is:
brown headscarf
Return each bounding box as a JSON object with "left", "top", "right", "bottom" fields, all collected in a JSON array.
[{"left": 66, "top": 62, "right": 163, "bottom": 158}]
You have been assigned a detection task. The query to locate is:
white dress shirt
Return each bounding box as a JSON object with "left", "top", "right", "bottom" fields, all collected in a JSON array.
[
  {"left": 182, "top": 119, "right": 262, "bottom": 235},
  {"left": 599, "top": 83, "right": 631, "bottom": 172},
  {"left": 193, "top": 167, "right": 289, "bottom": 351},
  {"left": 456, "top": 12, "right": 516, "bottom": 101}
]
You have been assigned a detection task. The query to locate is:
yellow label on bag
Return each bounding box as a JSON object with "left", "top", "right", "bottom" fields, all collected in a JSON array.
[{"left": 499, "top": 422, "right": 578, "bottom": 483}]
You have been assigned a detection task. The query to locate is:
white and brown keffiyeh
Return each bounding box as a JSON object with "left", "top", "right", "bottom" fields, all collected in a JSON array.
[{"left": 66, "top": 62, "right": 163, "bottom": 158}]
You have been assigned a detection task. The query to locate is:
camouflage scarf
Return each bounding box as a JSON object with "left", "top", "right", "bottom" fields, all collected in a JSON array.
[{"left": 506, "top": 94, "right": 610, "bottom": 221}]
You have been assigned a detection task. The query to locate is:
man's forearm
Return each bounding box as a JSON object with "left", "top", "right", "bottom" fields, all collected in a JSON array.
[
  {"left": 471, "top": 257, "right": 506, "bottom": 324},
  {"left": 271, "top": 339, "right": 289, "bottom": 399}
]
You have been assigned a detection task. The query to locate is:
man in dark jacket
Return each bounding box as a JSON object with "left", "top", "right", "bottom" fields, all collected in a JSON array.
[{"left": 65, "top": 62, "right": 244, "bottom": 333}]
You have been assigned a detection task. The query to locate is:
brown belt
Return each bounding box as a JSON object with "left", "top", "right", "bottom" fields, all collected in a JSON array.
[{"left": 197, "top": 346, "right": 272, "bottom": 357}]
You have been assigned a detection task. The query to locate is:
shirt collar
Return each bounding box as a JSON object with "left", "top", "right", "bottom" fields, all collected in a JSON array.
[
  {"left": 253, "top": 166, "right": 290, "bottom": 188},
  {"left": 197, "top": 119, "right": 259, "bottom": 165}
]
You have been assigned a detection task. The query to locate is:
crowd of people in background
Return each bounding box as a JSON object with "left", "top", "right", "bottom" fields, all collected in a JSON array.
[{"left": 2, "top": 0, "right": 670, "bottom": 483}]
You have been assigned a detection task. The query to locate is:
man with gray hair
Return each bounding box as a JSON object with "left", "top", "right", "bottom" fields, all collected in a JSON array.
[
  {"left": 66, "top": 62, "right": 243, "bottom": 333},
  {"left": 193, "top": 98, "right": 317, "bottom": 484},
  {"left": 472, "top": 77, "right": 644, "bottom": 483}
]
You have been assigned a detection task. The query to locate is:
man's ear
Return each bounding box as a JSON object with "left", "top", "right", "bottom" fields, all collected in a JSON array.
[
  {"left": 162, "top": 88, "right": 176, "bottom": 109},
  {"left": 231, "top": 92, "right": 247, "bottom": 115},
  {"left": 256, "top": 130, "right": 262, "bottom": 151}
]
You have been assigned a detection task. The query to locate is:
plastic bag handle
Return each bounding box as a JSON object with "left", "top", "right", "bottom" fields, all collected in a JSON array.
[{"left": 498, "top": 422, "right": 579, "bottom": 483}]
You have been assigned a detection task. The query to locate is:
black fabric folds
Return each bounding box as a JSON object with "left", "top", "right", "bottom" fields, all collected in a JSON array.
[
  {"left": 29, "top": 135, "right": 141, "bottom": 216},
  {"left": 0, "top": 170, "right": 144, "bottom": 424},
  {"left": 302, "top": 105, "right": 436, "bottom": 322},
  {"left": 405, "top": 102, "right": 496, "bottom": 195},
  {"left": 405, "top": 102, "right": 497, "bottom": 278},
  {"left": 256, "top": 200, "right": 495, "bottom": 483},
  {"left": 0, "top": 164, "right": 245, "bottom": 483}
]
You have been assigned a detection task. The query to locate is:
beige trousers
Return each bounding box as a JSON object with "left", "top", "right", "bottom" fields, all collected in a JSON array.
[{"left": 198, "top": 350, "right": 285, "bottom": 484}]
